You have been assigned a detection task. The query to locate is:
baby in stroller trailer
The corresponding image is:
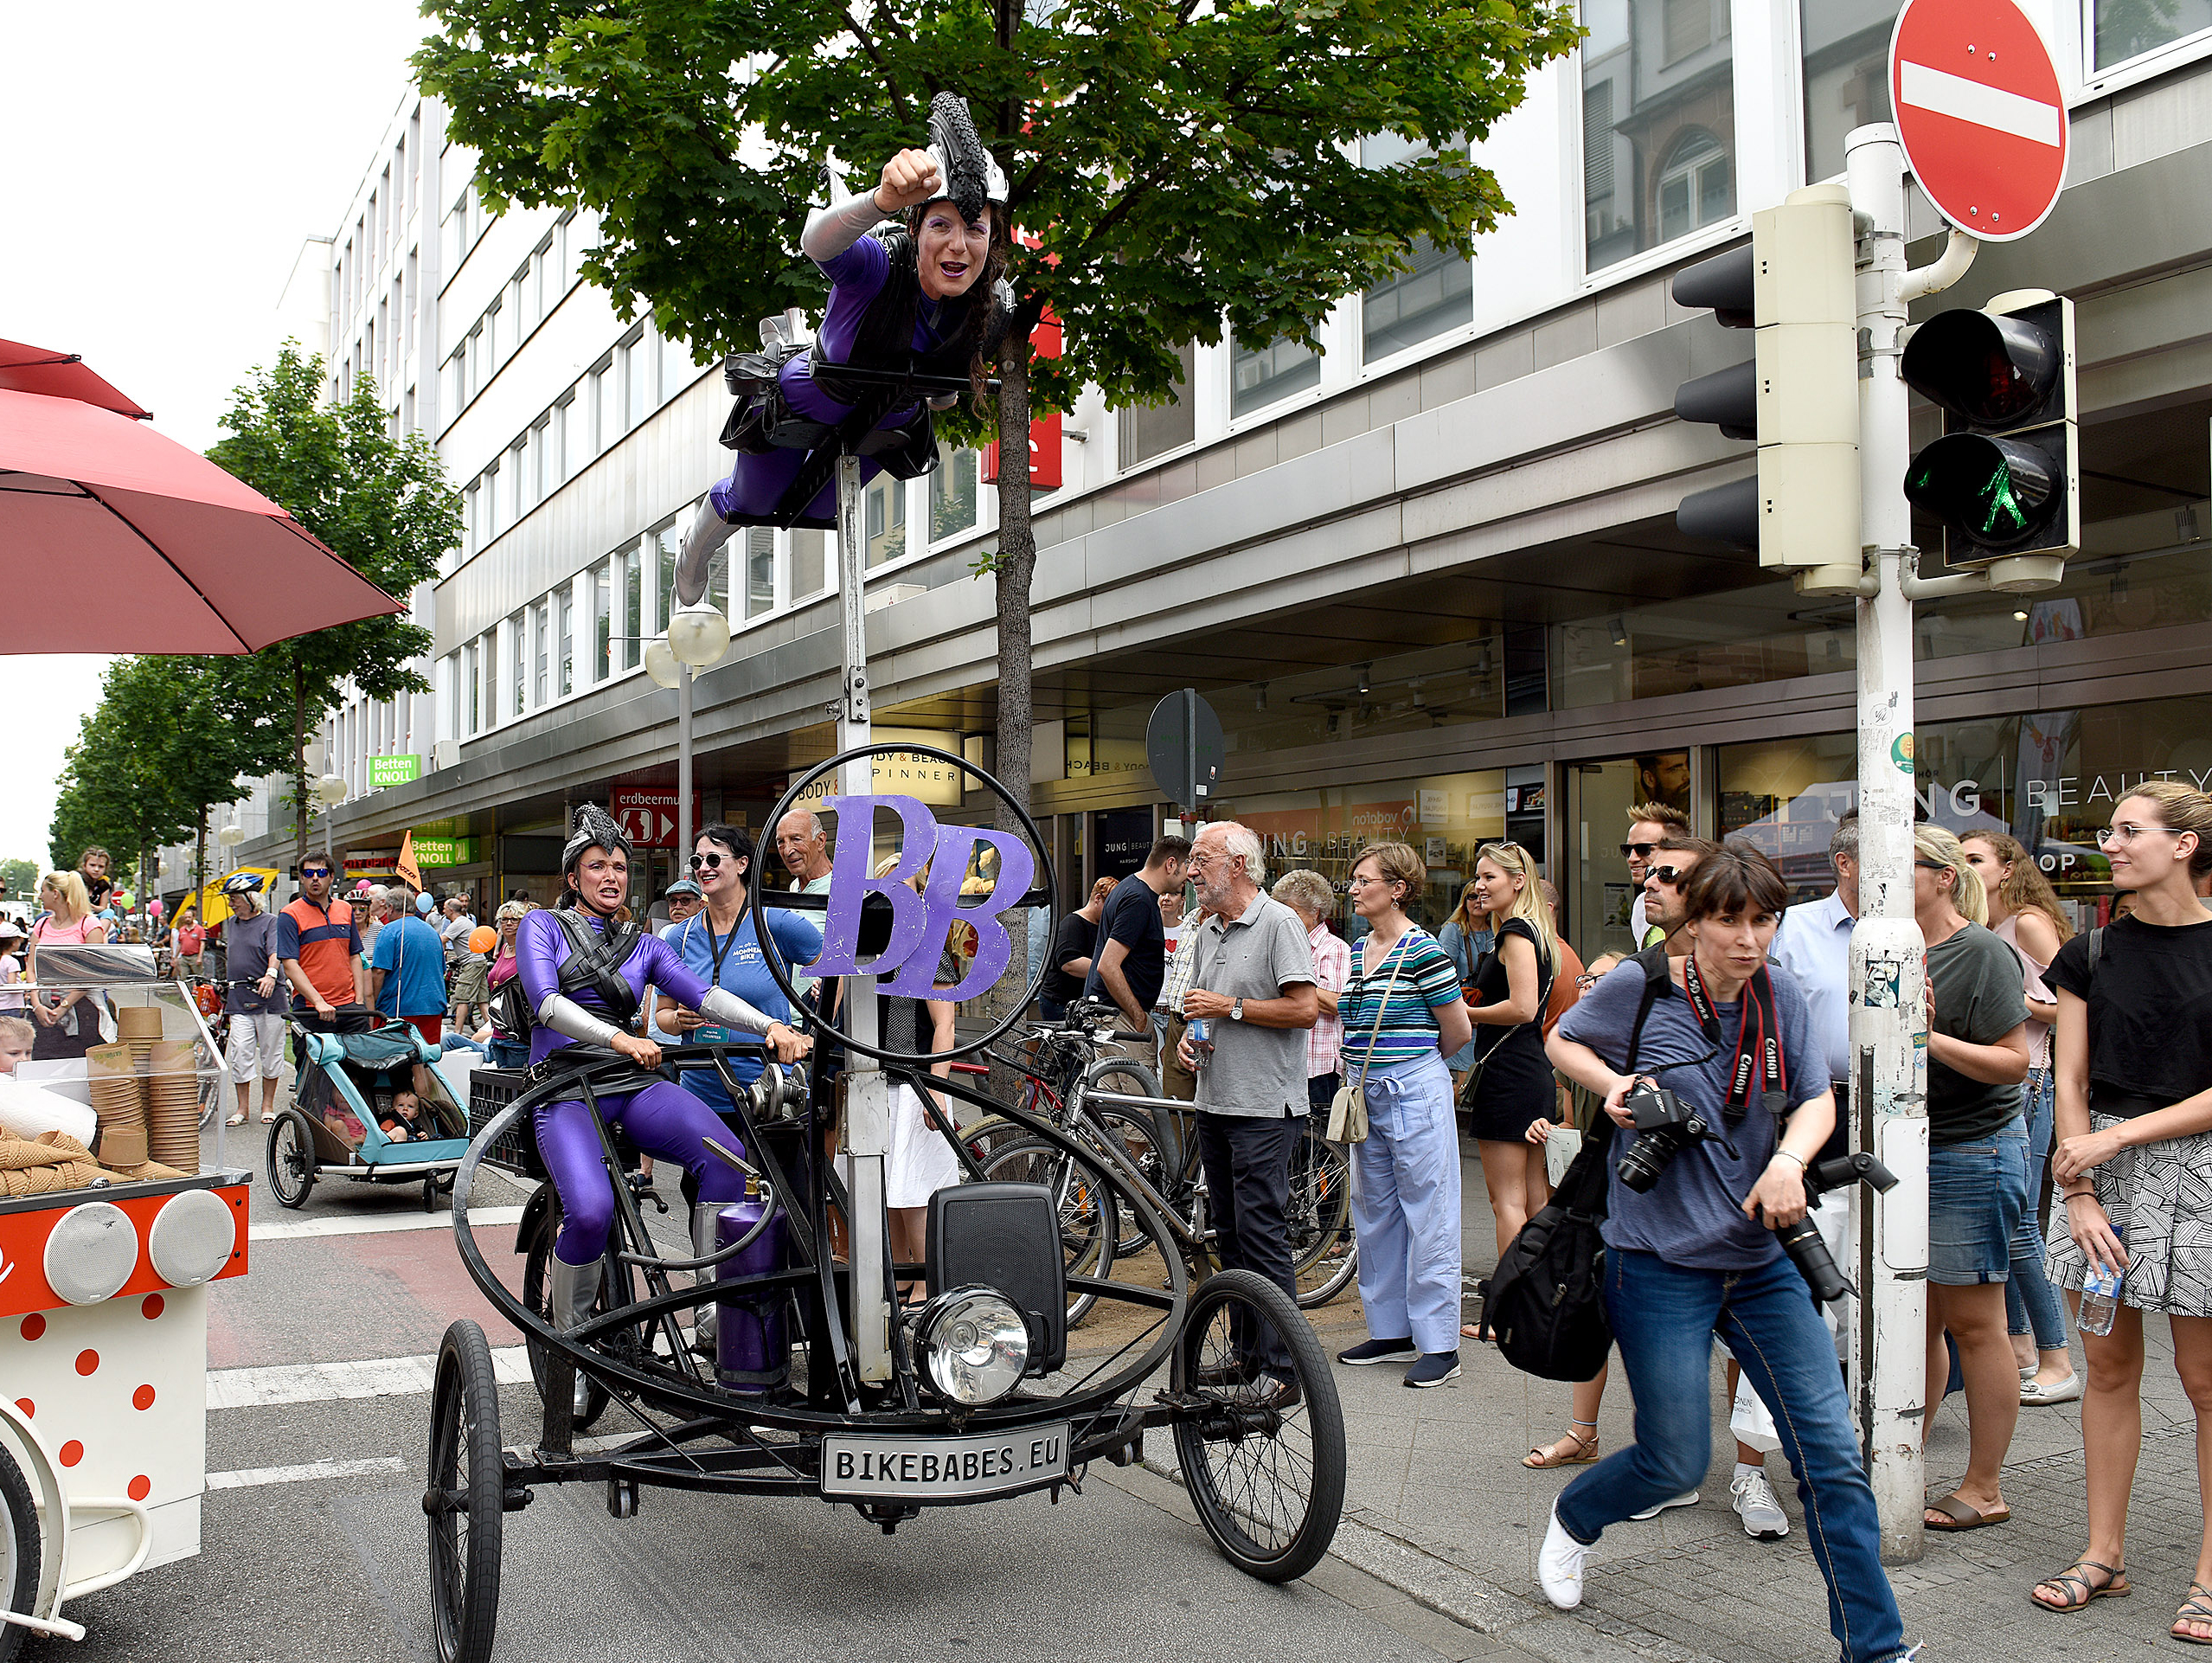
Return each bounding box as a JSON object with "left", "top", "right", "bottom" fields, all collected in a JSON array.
[
  {"left": 379, "top": 1088, "right": 426, "bottom": 1143},
  {"left": 522, "top": 806, "right": 809, "bottom": 1408}
]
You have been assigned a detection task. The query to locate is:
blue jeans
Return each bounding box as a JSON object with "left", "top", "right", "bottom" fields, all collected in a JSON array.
[
  {"left": 2006, "top": 1068, "right": 2068, "bottom": 1349},
  {"left": 1557, "top": 1249, "right": 1908, "bottom": 1663}
]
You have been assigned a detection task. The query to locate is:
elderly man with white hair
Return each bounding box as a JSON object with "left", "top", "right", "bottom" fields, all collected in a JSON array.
[{"left": 1176, "top": 821, "right": 1320, "bottom": 1403}]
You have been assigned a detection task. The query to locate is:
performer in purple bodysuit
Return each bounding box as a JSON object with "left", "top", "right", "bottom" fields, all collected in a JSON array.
[
  {"left": 526, "top": 806, "right": 808, "bottom": 1392},
  {"left": 674, "top": 94, "right": 1011, "bottom": 600}
]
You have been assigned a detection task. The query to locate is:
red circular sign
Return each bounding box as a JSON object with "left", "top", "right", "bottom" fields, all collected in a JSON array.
[{"left": 1890, "top": 0, "right": 2068, "bottom": 241}]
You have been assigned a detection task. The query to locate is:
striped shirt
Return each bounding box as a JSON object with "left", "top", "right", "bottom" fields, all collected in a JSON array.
[{"left": 1338, "top": 926, "right": 1464, "bottom": 1068}]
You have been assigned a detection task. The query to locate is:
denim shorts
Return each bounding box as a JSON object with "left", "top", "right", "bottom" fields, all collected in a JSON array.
[{"left": 1927, "top": 1116, "right": 2029, "bottom": 1285}]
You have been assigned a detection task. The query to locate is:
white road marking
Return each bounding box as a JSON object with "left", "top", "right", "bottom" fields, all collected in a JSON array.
[
  {"left": 206, "top": 1456, "right": 407, "bottom": 1490},
  {"left": 208, "top": 1345, "right": 533, "bottom": 1409},
  {"left": 248, "top": 1204, "right": 526, "bottom": 1242},
  {"left": 1898, "top": 60, "right": 2061, "bottom": 147}
]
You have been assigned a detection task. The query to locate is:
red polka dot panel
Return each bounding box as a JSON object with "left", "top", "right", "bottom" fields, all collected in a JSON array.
[
  {"left": 74, "top": 1349, "right": 99, "bottom": 1377},
  {"left": 59, "top": 1441, "right": 82, "bottom": 1467},
  {"left": 133, "top": 1384, "right": 156, "bottom": 1411}
]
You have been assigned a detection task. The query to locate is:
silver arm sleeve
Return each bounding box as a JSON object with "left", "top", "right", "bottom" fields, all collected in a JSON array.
[
  {"left": 535, "top": 992, "right": 624, "bottom": 1049},
  {"left": 674, "top": 498, "right": 734, "bottom": 608},
  {"left": 700, "top": 986, "right": 779, "bottom": 1037},
  {"left": 801, "top": 189, "right": 892, "bottom": 263}
]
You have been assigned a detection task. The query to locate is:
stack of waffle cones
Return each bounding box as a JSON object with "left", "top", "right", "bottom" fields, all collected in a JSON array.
[{"left": 145, "top": 1039, "right": 200, "bottom": 1175}]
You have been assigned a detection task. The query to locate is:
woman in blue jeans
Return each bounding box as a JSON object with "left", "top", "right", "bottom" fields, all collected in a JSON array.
[{"left": 1544, "top": 842, "right": 1914, "bottom": 1663}]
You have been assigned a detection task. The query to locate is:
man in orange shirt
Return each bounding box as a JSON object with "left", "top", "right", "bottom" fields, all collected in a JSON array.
[{"left": 277, "top": 856, "right": 367, "bottom": 1032}]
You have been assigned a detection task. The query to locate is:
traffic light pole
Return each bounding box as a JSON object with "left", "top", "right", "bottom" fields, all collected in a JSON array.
[{"left": 1843, "top": 122, "right": 1979, "bottom": 1564}]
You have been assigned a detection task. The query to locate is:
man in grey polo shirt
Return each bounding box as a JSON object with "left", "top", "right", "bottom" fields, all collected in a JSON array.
[{"left": 1177, "top": 821, "right": 1320, "bottom": 1399}]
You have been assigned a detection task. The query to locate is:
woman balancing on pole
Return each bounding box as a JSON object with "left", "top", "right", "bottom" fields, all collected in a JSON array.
[
  {"left": 674, "top": 93, "right": 1011, "bottom": 595},
  {"left": 521, "top": 806, "right": 808, "bottom": 1406}
]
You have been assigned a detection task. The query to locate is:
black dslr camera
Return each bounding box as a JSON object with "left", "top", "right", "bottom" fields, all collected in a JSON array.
[
  {"left": 1774, "top": 1151, "right": 1900, "bottom": 1303},
  {"left": 1613, "top": 1080, "right": 1721, "bottom": 1193}
]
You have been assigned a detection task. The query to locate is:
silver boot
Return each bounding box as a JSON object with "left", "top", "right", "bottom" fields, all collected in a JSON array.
[
  {"left": 548, "top": 1255, "right": 600, "bottom": 1419},
  {"left": 691, "top": 1204, "right": 721, "bottom": 1353}
]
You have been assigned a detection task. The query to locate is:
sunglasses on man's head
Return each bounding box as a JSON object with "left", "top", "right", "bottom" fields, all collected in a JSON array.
[{"left": 1620, "top": 841, "right": 1659, "bottom": 859}]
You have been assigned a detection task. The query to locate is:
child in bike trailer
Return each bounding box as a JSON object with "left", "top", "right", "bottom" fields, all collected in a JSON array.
[
  {"left": 674, "top": 93, "right": 1012, "bottom": 592},
  {"left": 520, "top": 805, "right": 808, "bottom": 1400}
]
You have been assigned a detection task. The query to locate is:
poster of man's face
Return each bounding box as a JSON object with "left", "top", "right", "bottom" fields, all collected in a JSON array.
[{"left": 1634, "top": 751, "right": 1691, "bottom": 812}]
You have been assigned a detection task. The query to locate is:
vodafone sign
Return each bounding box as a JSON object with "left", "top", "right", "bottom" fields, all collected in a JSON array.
[{"left": 1890, "top": 0, "right": 2068, "bottom": 241}]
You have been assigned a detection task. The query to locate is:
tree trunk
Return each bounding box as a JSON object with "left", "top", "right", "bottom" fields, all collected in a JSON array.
[
  {"left": 193, "top": 805, "right": 208, "bottom": 916},
  {"left": 993, "top": 328, "right": 1036, "bottom": 838},
  {"left": 292, "top": 661, "right": 308, "bottom": 873}
]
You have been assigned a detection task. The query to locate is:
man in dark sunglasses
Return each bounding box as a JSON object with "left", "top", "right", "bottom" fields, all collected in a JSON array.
[
  {"left": 277, "top": 857, "right": 369, "bottom": 1033},
  {"left": 1622, "top": 802, "right": 1689, "bottom": 948},
  {"left": 1641, "top": 835, "right": 1717, "bottom": 949}
]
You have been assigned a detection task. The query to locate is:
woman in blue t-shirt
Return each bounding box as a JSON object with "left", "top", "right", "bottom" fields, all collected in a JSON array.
[{"left": 1539, "top": 842, "right": 1910, "bottom": 1663}]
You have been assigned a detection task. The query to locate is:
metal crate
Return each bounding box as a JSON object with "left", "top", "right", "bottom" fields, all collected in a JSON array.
[{"left": 468, "top": 1068, "right": 543, "bottom": 1177}]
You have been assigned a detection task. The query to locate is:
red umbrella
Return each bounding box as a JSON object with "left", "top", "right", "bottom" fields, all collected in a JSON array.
[
  {"left": 0, "top": 385, "right": 403, "bottom": 655},
  {"left": 0, "top": 338, "right": 152, "bottom": 421}
]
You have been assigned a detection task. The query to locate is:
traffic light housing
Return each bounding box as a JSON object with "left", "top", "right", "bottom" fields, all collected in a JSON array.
[
  {"left": 1901, "top": 289, "right": 2077, "bottom": 588},
  {"left": 1671, "top": 183, "right": 1861, "bottom": 579}
]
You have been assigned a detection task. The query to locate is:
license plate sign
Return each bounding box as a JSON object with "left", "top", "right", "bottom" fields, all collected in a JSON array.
[{"left": 820, "top": 1422, "right": 1070, "bottom": 1501}]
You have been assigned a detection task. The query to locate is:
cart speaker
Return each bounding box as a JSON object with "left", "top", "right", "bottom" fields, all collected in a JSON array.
[
  {"left": 149, "top": 1188, "right": 239, "bottom": 1287},
  {"left": 45, "top": 1201, "right": 139, "bottom": 1305},
  {"left": 926, "top": 1183, "right": 1066, "bottom": 1374}
]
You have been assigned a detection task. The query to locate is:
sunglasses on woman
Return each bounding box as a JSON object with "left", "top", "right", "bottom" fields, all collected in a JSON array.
[{"left": 688, "top": 851, "right": 744, "bottom": 870}]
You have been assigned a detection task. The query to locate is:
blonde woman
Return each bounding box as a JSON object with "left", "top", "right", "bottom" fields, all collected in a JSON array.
[
  {"left": 2032, "top": 783, "right": 2212, "bottom": 1637},
  {"left": 29, "top": 871, "right": 110, "bottom": 1061},
  {"left": 1914, "top": 825, "right": 2032, "bottom": 1534},
  {"left": 1437, "top": 880, "right": 1491, "bottom": 1096},
  {"left": 1959, "top": 830, "right": 2078, "bottom": 1399},
  {"left": 1463, "top": 842, "right": 1562, "bottom": 1320}
]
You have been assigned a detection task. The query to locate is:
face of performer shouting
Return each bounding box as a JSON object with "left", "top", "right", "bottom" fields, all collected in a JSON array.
[
  {"left": 568, "top": 847, "right": 630, "bottom": 920},
  {"left": 874, "top": 148, "right": 996, "bottom": 301}
]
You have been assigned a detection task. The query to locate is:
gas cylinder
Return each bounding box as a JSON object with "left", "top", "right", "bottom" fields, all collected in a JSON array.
[{"left": 715, "top": 1174, "right": 789, "bottom": 1395}]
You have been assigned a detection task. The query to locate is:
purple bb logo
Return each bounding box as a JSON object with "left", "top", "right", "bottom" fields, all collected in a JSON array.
[{"left": 806, "top": 795, "right": 1036, "bottom": 1001}]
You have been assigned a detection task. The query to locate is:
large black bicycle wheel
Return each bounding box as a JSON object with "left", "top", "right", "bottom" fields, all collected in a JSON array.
[
  {"left": 979, "top": 1137, "right": 1118, "bottom": 1325},
  {"left": 1288, "top": 1127, "right": 1357, "bottom": 1307},
  {"left": 0, "top": 1438, "right": 37, "bottom": 1663},
  {"left": 265, "top": 1109, "right": 317, "bottom": 1210},
  {"left": 1171, "top": 1268, "right": 1346, "bottom": 1583},
  {"left": 426, "top": 1319, "right": 504, "bottom": 1663},
  {"left": 518, "top": 1204, "right": 611, "bottom": 1432}
]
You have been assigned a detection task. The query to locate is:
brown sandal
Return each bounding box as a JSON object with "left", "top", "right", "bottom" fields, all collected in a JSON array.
[
  {"left": 1523, "top": 1422, "right": 1600, "bottom": 1469},
  {"left": 2175, "top": 1582, "right": 2212, "bottom": 1645},
  {"left": 2029, "top": 1558, "right": 2130, "bottom": 1612}
]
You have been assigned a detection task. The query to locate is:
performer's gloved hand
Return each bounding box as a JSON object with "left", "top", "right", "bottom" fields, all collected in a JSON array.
[
  {"left": 765, "top": 1021, "right": 811, "bottom": 1064},
  {"left": 612, "top": 1031, "right": 664, "bottom": 1069},
  {"left": 875, "top": 147, "right": 943, "bottom": 214}
]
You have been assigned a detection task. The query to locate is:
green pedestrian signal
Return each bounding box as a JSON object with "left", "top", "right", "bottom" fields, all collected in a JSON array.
[{"left": 1900, "top": 290, "right": 2077, "bottom": 583}]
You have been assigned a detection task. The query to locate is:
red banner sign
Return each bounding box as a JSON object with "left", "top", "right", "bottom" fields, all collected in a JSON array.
[
  {"left": 609, "top": 786, "right": 702, "bottom": 850},
  {"left": 984, "top": 316, "right": 1064, "bottom": 490}
]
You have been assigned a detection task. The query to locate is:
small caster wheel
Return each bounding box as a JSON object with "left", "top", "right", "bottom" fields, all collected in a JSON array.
[{"left": 607, "top": 1476, "right": 638, "bottom": 1519}]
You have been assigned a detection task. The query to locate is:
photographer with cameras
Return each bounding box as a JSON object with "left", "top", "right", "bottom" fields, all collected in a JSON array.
[{"left": 1538, "top": 841, "right": 1910, "bottom": 1663}]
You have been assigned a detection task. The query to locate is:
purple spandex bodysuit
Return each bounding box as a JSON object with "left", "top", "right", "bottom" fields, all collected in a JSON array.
[
  {"left": 517, "top": 909, "right": 747, "bottom": 1267},
  {"left": 705, "top": 235, "right": 955, "bottom": 525}
]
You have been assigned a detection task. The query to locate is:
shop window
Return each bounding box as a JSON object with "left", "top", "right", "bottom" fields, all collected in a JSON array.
[
  {"left": 1801, "top": 2, "right": 1901, "bottom": 182},
  {"left": 2093, "top": 0, "right": 2212, "bottom": 70},
  {"left": 931, "top": 446, "right": 979, "bottom": 542},
  {"left": 1117, "top": 342, "right": 1195, "bottom": 467},
  {"left": 1562, "top": 753, "right": 1688, "bottom": 960},
  {"left": 1230, "top": 332, "right": 1321, "bottom": 419},
  {"left": 866, "top": 473, "right": 907, "bottom": 567},
  {"left": 1584, "top": 0, "right": 1736, "bottom": 272}
]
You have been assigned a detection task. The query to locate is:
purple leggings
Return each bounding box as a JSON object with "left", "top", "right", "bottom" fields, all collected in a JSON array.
[{"left": 535, "top": 1080, "right": 745, "bottom": 1266}]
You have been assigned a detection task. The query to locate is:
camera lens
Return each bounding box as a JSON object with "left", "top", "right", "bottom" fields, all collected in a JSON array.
[
  {"left": 1778, "top": 1217, "right": 1850, "bottom": 1303},
  {"left": 1614, "top": 1124, "right": 1683, "bottom": 1194}
]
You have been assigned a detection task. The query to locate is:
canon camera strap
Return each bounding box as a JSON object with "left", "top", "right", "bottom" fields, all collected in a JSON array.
[{"left": 1680, "top": 954, "right": 1786, "bottom": 1124}]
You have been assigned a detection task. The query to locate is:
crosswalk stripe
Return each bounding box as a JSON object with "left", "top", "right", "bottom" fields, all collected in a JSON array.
[
  {"left": 247, "top": 1204, "right": 526, "bottom": 1242},
  {"left": 206, "top": 1456, "right": 408, "bottom": 1490},
  {"left": 208, "top": 1345, "right": 533, "bottom": 1409}
]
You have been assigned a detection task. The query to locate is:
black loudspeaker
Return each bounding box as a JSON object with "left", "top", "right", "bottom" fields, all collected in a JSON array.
[{"left": 926, "top": 1183, "right": 1068, "bottom": 1374}]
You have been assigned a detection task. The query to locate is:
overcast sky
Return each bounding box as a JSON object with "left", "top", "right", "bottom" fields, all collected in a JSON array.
[{"left": 1, "top": 1, "right": 429, "bottom": 870}]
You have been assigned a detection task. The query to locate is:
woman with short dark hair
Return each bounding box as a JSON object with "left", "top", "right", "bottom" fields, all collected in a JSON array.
[{"left": 1541, "top": 841, "right": 1910, "bottom": 1660}]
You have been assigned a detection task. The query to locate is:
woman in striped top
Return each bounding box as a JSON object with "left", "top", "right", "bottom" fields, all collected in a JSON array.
[{"left": 1333, "top": 841, "right": 1475, "bottom": 1389}]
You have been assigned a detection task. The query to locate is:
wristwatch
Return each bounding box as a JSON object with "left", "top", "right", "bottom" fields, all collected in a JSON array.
[{"left": 1231, "top": 998, "right": 1245, "bottom": 1022}]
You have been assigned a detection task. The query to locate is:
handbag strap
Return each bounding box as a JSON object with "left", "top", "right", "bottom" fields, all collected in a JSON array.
[{"left": 1349, "top": 934, "right": 1414, "bottom": 1094}]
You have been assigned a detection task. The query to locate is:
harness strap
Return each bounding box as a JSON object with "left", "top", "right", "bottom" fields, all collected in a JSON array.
[{"left": 551, "top": 908, "right": 644, "bottom": 1024}]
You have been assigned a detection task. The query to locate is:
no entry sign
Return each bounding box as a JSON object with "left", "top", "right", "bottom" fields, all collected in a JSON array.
[{"left": 1890, "top": 0, "right": 2068, "bottom": 241}]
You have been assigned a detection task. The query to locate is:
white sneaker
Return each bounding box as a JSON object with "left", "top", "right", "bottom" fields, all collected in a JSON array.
[
  {"left": 1539, "top": 1506, "right": 1588, "bottom": 1610},
  {"left": 1730, "top": 1467, "right": 1790, "bottom": 1539},
  {"left": 1628, "top": 1490, "right": 1698, "bottom": 1520}
]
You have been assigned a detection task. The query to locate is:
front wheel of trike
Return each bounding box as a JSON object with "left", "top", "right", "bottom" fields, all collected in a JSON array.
[
  {"left": 426, "top": 1319, "right": 504, "bottom": 1663},
  {"left": 1170, "top": 1268, "right": 1346, "bottom": 1583}
]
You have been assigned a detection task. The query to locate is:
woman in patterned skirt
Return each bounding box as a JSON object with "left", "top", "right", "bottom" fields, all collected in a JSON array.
[{"left": 2031, "top": 781, "right": 2212, "bottom": 1641}]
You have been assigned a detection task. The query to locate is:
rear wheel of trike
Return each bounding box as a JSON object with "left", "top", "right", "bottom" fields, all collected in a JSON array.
[
  {"left": 266, "top": 1109, "right": 317, "bottom": 1209},
  {"left": 0, "top": 1436, "right": 40, "bottom": 1663},
  {"left": 426, "top": 1319, "right": 503, "bottom": 1663},
  {"left": 519, "top": 1204, "right": 610, "bottom": 1431},
  {"left": 1171, "top": 1268, "right": 1346, "bottom": 1583}
]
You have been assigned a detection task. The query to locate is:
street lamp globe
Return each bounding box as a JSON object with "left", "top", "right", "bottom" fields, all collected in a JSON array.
[
  {"left": 644, "top": 636, "right": 683, "bottom": 690},
  {"left": 668, "top": 603, "right": 731, "bottom": 669},
  {"left": 317, "top": 774, "right": 349, "bottom": 806},
  {"left": 217, "top": 823, "right": 246, "bottom": 849}
]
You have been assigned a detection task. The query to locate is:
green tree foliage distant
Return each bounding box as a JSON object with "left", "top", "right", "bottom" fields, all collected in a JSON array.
[
  {"left": 205, "top": 346, "right": 460, "bottom": 863},
  {"left": 0, "top": 861, "right": 36, "bottom": 901},
  {"left": 415, "top": 0, "right": 1579, "bottom": 814}
]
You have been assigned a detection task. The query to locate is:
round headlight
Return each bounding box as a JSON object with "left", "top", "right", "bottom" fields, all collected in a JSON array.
[{"left": 917, "top": 1286, "right": 1029, "bottom": 1406}]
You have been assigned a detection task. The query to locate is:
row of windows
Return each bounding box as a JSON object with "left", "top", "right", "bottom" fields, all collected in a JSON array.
[
  {"left": 446, "top": 210, "right": 593, "bottom": 419},
  {"left": 333, "top": 112, "right": 422, "bottom": 344}
]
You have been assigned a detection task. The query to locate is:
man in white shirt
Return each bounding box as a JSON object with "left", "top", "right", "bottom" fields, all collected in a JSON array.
[{"left": 1623, "top": 802, "right": 1689, "bottom": 947}]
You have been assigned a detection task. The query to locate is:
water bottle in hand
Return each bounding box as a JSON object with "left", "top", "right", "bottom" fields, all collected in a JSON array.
[
  {"left": 2079, "top": 1259, "right": 2125, "bottom": 1338},
  {"left": 1188, "top": 1017, "right": 1213, "bottom": 1069}
]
